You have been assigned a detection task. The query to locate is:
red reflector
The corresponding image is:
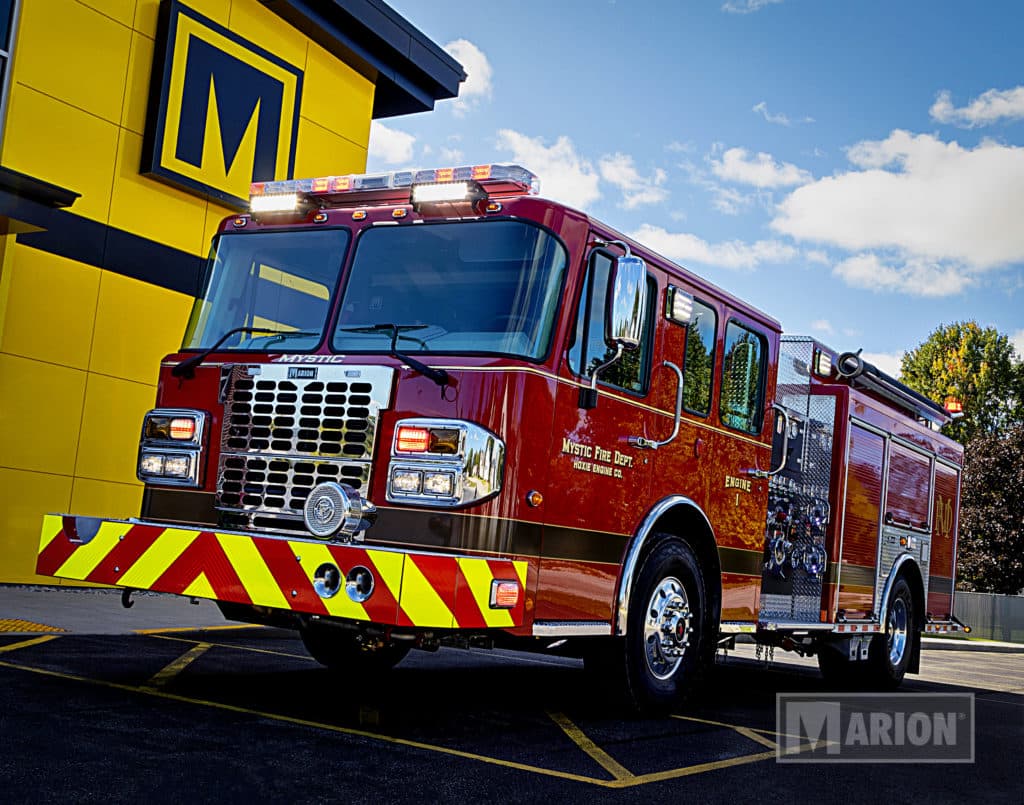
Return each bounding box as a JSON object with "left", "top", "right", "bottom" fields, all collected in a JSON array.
[
  {"left": 396, "top": 426, "right": 430, "bottom": 452},
  {"left": 169, "top": 418, "right": 196, "bottom": 440},
  {"left": 490, "top": 580, "right": 519, "bottom": 609}
]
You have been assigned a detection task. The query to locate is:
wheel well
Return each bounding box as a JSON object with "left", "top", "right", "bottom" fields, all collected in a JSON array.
[
  {"left": 642, "top": 504, "right": 722, "bottom": 630},
  {"left": 895, "top": 561, "right": 926, "bottom": 632}
]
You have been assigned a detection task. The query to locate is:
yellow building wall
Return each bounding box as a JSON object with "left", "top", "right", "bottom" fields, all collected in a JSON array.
[{"left": 0, "top": 0, "right": 375, "bottom": 583}]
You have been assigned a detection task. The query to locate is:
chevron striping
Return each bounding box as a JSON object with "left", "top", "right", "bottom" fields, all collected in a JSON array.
[
  {"left": 400, "top": 558, "right": 455, "bottom": 627},
  {"left": 55, "top": 522, "right": 131, "bottom": 580},
  {"left": 457, "top": 558, "right": 510, "bottom": 628},
  {"left": 217, "top": 535, "right": 289, "bottom": 609},
  {"left": 291, "top": 541, "right": 370, "bottom": 621},
  {"left": 117, "top": 529, "right": 201, "bottom": 589}
]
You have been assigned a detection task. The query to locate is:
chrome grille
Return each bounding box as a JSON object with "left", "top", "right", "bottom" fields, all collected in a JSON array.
[{"left": 215, "top": 364, "right": 394, "bottom": 534}]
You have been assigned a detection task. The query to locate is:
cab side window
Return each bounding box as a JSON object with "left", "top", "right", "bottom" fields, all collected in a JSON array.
[
  {"left": 720, "top": 321, "right": 767, "bottom": 433},
  {"left": 568, "top": 250, "right": 654, "bottom": 394},
  {"left": 682, "top": 299, "right": 717, "bottom": 416}
]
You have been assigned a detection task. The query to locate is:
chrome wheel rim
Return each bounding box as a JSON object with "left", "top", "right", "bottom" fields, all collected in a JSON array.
[
  {"left": 643, "top": 576, "right": 692, "bottom": 680},
  {"left": 888, "top": 596, "right": 909, "bottom": 666}
]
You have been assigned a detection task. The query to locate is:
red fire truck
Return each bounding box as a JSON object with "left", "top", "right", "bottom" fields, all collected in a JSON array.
[{"left": 38, "top": 164, "right": 965, "bottom": 711}]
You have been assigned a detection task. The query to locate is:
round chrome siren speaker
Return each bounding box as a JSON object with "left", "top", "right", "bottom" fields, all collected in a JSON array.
[{"left": 303, "top": 482, "right": 363, "bottom": 539}]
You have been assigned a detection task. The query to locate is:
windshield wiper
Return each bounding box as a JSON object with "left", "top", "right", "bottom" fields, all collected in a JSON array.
[
  {"left": 338, "top": 324, "right": 449, "bottom": 388},
  {"left": 171, "top": 327, "right": 319, "bottom": 379}
]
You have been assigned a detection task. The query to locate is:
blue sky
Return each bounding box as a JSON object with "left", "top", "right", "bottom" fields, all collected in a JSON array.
[{"left": 369, "top": 0, "right": 1024, "bottom": 375}]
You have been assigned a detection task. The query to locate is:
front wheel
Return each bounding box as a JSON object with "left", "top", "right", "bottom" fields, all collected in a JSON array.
[
  {"left": 595, "top": 536, "right": 709, "bottom": 714},
  {"left": 299, "top": 625, "right": 410, "bottom": 675}
]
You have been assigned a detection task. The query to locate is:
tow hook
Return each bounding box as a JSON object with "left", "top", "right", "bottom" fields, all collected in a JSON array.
[{"left": 121, "top": 588, "right": 135, "bottom": 609}]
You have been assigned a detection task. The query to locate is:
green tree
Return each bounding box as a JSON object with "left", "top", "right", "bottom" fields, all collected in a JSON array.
[
  {"left": 899, "top": 321, "right": 1024, "bottom": 442},
  {"left": 957, "top": 424, "right": 1024, "bottom": 595}
]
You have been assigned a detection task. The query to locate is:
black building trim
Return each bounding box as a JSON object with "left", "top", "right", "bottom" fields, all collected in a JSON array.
[
  {"left": 15, "top": 209, "right": 205, "bottom": 297},
  {"left": 262, "top": 0, "right": 466, "bottom": 118}
]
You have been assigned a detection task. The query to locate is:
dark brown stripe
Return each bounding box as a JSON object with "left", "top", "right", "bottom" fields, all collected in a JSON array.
[
  {"left": 930, "top": 575, "right": 953, "bottom": 595},
  {"left": 828, "top": 562, "right": 876, "bottom": 588},
  {"left": 718, "top": 546, "right": 763, "bottom": 577}
]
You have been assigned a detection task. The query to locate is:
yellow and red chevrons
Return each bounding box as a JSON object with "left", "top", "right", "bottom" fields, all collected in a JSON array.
[{"left": 37, "top": 515, "right": 528, "bottom": 630}]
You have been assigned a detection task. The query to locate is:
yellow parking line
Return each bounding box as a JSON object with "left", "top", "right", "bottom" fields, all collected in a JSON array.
[
  {"left": 0, "top": 658, "right": 608, "bottom": 787},
  {"left": 147, "top": 633, "right": 312, "bottom": 661},
  {"left": 732, "top": 726, "right": 778, "bottom": 750},
  {"left": 145, "top": 643, "right": 211, "bottom": 688},
  {"left": 548, "top": 711, "right": 634, "bottom": 781},
  {"left": 0, "top": 635, "right": 60, "bottom": 654},
  {"left": 0, "top": 653, "right": 794, "bottom": 788},
  {"left": 134, "top": 624, "right": 267, "bottom": 635},
  {"left": 615, "top": 749, "right": 778, "bottom": 786}
]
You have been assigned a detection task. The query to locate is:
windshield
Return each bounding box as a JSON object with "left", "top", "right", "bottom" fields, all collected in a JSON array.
[
  {"left": 332, "top": 220, "right": 567, "bottom": 360},
  {"left": 182, "top": 228, "right": 350, "bottom": 351}
]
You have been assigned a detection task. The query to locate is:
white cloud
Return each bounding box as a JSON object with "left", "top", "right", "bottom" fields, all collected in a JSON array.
[
  {"left": 752, "top": 101, "right": 789, "bottom": 126},
  {"left": 495, "top": 129, "right": 600, "bottom": 209},
  {"left": 444, "top": 39, "right": 493, "bottom": 116},
  {"left": 804, "top": 249, "right": 830, "bottom": 265},
  {"left": 832, "top": 253, "right": 973, "bottom": 297},
  {"left": 440, "top": 147, "right": 464, "bottom": 163},
  {"left": 598, "top": 153, "right": 669, "bottom": 208},
  {"left": 628, "top": 223, "right": 797, "bottom": 270},
  {"left": 710, "top": 185, "right": 752, "bottom": 216},
  {"left": 368, "top": 121, "right": 415, "bottom": 166},
  {"left": 1011, "top": 329, "right": 1024, "bottom": 359},
  {"left": 811, "top": 319, "right": 834, "bottom": 335},
  {"left": 722, "top": 0, "right": 783, "bottom": 13},
  {"left": 772, "top": 130, "right": 1024, "bottom": 295},
  {"left": 930, "top": 86, "right": 1024, "bottom": 128},
  {"left": 711, "top": 147, "right": 812, "bottom": 188},
  {"left": 861, "top": 351, "right": 903, "bottom": 378}
]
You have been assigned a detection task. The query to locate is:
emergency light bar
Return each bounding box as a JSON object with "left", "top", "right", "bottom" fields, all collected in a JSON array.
[{"left": 248, "top": 164, "right": 540, "bottom": 213}]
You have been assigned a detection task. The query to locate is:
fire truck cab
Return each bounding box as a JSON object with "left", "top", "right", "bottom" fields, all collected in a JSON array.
[{"left": 38, "top": 165, "right": 964, "bottom": 712}]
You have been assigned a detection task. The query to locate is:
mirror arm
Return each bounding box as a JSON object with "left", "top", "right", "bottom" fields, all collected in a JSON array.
[
  {"left": 579, "top": 343, "right": 624, "bottom": 409},
  {"left": 746, "top": 404, "right": 790, "bottom": 478},
  {"left": 629, "top": 361, "right": 683, "bottom": 450}
]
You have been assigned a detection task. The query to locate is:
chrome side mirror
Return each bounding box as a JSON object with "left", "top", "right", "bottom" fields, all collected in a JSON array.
[
  {"left": 580, "top": 243, "right": 648, "bottom": 409},
  {"left": 606, "top": 253, "right": 647, "bottom": 351}
]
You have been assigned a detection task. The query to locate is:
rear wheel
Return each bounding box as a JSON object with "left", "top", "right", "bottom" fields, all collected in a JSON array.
[
  {"left": 867, "top": 577, "right": 914, "bottom": 689},
  {"left": 299, "top": 625, "right": 410, "bottom": 675}
]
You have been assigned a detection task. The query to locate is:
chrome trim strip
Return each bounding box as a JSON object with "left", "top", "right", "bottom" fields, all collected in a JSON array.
[
  {"left": 719, "top": 622, "right": 757, "bottom": 634},
  {"left": 532, "top": 621, "right": 612, "bottom": 637},
  {"left": 877, "top": 553, "right": 919, "bottom": 631},
  {"left": 758, "top": 622, "right": 834, "bottom": 632},
  {"left": 615, "top": 495, "right": 714, "bottom": 636}
]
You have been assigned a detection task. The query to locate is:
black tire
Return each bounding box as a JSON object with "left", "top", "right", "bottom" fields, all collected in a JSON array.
[
  {"left": 299, "top": 625, "right": 410, "bottom": 675},
  {"left": 587, "top": 535, "right": 710, "bottom": 714},
  {"left": 866, "top": 576, "right": 915, "bottom": 689}
]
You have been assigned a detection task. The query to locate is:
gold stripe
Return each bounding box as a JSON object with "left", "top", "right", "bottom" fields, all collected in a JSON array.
[
  {"left": 117, "top": 529, "right": 201, "bottom": 589},
  {"left": 0, "top": 635, "right": 60, "bottom": 653},
  {"left": 38, "top": 514, "right": 64, "bottom": 554},
  {"left": 399, "top": 557, "right": 454, "bottom": 628},
  {"left": 458, "top": 557, "right": 512, "bottom": 628},
  {"left": 435, "top": 364, "right": 771, "bottom": 451},
  {"left": 144, "top": 643, "right": 211, "bottom": 688},
  {"left": 548, "top": 711, "right": 634, "bottom": 781},
  {"left": 290, "top": 541, "right": 369, "bottom": 620},
  {"left": 218, "top": 535, "right": 290, "bottom": 609},
  {"left": 54, "top": 521, "right": 132, "bottom": 580}
]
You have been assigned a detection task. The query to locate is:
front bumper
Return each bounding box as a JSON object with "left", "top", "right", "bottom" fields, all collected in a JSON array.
[{"left": 38, "top": 514, "right": 527, "bottom": 630}]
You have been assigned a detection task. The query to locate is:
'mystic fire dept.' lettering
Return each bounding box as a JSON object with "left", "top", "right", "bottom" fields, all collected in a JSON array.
[{"left": 562, "top": 437, "right": 634, "bottom": 479}]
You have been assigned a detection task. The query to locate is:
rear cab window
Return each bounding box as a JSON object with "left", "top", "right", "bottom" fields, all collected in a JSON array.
[{"left": 720, "top": 320, "right": 768, "bottom": 434}]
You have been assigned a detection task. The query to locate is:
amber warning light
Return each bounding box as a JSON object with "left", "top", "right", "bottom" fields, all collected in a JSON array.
[{"left": 944, "top": 397, "right": 964, "bottom": 415}]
